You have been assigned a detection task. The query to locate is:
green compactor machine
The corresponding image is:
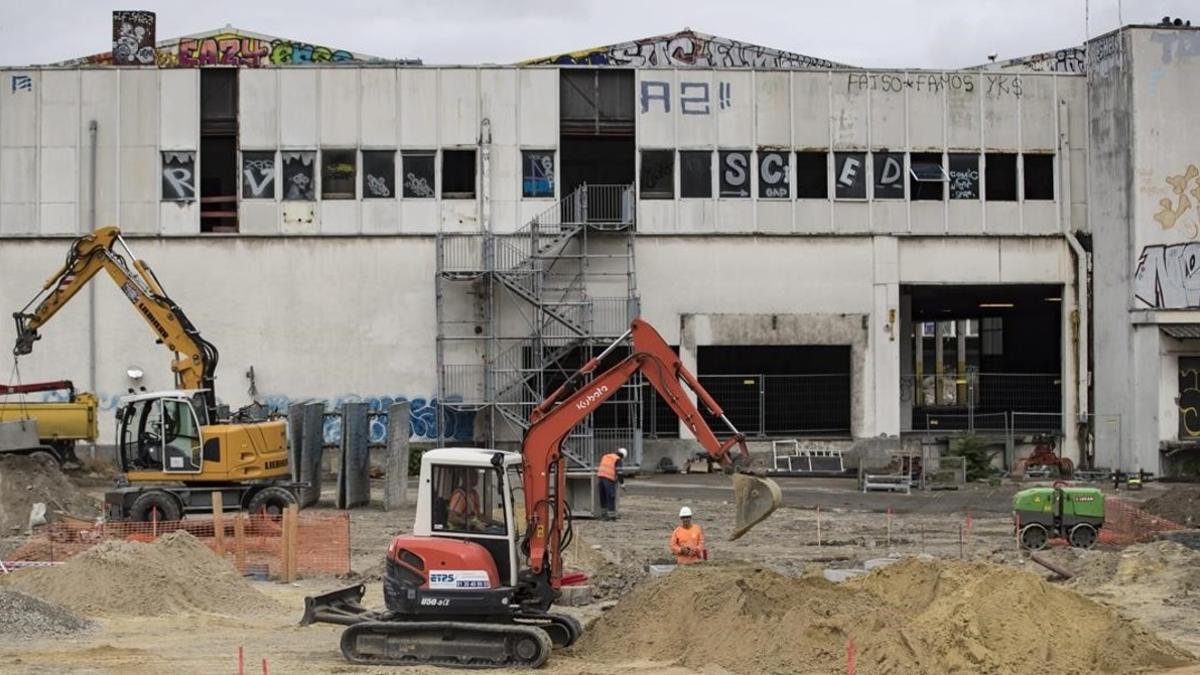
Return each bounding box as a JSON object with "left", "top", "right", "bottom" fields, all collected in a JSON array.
[{"left": 1013, "top": 485, "right": 1104, "bottom": 550}]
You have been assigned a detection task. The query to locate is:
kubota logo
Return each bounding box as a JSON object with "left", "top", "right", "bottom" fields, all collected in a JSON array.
[{"left": 575, "top": 385, "right": 609, "bottom": 410}]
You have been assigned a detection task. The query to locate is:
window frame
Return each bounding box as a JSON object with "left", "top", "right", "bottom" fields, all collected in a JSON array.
[
  {"left": 441, "top": 149, "right": 477, "bottom": 200},
  {"left": 833, "top": 151, "right": 868, "bottom": 200},
  {"left": 984, "top": 153, "right": 1018, "bottom": 202},
  {"left": 795, "top": 151, "right": 829, "bottom": 199},
  {"left": 401, "top": 150, "right": 437, "bottom": 199},
  {"left": 639, "top": 149, "right": 675, "bottom": 200},
  {"left": 909, "top": 152, "right": 948, "bottom": 201},
  {"left": 361, "top": 150, "right": 397, "bottom": 200},
  {"left": 521, "top": 149, "right": 556, "bottom": 199},
  {"left": 679, "top": 150, "right": 713, "bottom": 199},
  {"left": 1022, "top": 153, "right": 1055, "bottom": 201},
  {"left": 320, "top": 148, "right": 358, "bottom": 200}
]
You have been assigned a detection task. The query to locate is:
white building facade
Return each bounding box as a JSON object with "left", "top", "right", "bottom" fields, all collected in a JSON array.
[{"left": 5, "top": 19, "right": 1184, "bottom": 475}]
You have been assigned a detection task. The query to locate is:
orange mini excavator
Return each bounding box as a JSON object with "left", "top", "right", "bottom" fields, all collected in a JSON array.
[{"left": 301, "top": 318, "right": 782, "bottom": 668}]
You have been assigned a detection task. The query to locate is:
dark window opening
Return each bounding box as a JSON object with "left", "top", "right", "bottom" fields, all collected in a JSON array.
[
  {"left": 199, "top": 137, "right": 237, "bottom": 232},
  {"left": 906, "top": 283, "right": 1063, "bottom": 433},
  {"left": 909, "top": 153, "right": 946, "bottom": 201},
  {"left": 1023, "top": 154, "right": 1054, "bottom": 201},
  {"left": 758, "top": 150, "right": 790, "bottom": 199},
  {"left": 985, "top": 153, "right": 1017, "bottom": 201},
  {"left": 522, "top": 150, "right": 555, "bottom": 198},
  {"left": 321, "top": 149, "right": 356, "bottom": 200},
  {"left": 695, "top": 345, "right": 851, "bottom": 437},
  {"left": 560, "top": 69, "right": 635, "bottom": 136},
  {"left": 200, "top": 69, "right": 237, "bottom": 134},
  {"left": 948, "top": 154, "right": 980, "bottom": 200},
  {"left": 795, "top": 152, "right": 828, "bottom": 199},
  {"left": 362, "top": 150, "right": 395, "bottom": 199},
  {"left": 402, "top": 151, "right": 436, "bottom": 198},
  {"left": 281, "top": 151, "right": 316, "bottom": 201},
  {"left": 640, "top": 150, "right": 674, "bottom": 199},
  {"left": 718, "top": 150, "right": 751, "bottom": 198},
  {"left": 873, "top": 152, "right": 905, "bottom": 199},
  {"left": 441, "top": 150, "right": 476, "bottom": 199},
  {"left": 200, "top": 69, "right": 237, "bottom": 232},
  {"left": 680, "top": 151, "right": 712, "bottom": 198},
  {"left": 834, "top": 152, "right": 867, "bottom": 199},
  {"left": 241, "top": 151, "right": 275, "bottom": 199}
]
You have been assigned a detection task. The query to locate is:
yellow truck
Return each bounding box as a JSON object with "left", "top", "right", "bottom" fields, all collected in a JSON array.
[{"left": 0, "top": 380, "right": 98, "bottom": 466}]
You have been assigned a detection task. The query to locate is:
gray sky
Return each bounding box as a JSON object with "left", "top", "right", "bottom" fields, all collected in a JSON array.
[{"left": 1, "top": 0, "right": 1196, "bottom": 68}]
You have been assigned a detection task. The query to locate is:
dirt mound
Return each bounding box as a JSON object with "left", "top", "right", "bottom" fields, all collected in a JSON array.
[
  {"left": 0, "top": 455, "right": 99, "bottom": 532},
  {"left": 2, "top": 531, "right": 280, "bottom": 618},
  {"left": 1141, "top": 486, "right": 1200, "bottom": 527},
  {"left": 575, "top": 559, "right": 1194, "bottom": 674},
  {"left": 0, "top": 589, "right": 94, "bottom": 639}
]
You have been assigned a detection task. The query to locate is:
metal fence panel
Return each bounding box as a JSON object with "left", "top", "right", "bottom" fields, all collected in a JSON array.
[{"left": 300, "top": 401, "right": 325, "bottom": 507}]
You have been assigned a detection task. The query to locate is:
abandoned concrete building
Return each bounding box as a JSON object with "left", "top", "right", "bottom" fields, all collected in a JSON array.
[{"left": 1, "top": 13, "right": 1198, "bottom": 477}]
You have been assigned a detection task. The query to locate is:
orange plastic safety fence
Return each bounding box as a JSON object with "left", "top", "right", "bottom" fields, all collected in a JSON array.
[
  {"left": 1099, "top": 496, "right": 1183, "bottom": 546},
  {"left": 5, "top": 512, "right": 350, "bottom": 578}
]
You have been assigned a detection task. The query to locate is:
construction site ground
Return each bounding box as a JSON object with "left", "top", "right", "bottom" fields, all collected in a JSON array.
[{"left": 1, "top": 472, "right": 1199, "bottom": 674}]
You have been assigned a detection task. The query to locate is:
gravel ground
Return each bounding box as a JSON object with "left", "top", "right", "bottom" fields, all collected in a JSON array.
[{"left": 0, "top": 588, "right": 94, "bottom": 639}]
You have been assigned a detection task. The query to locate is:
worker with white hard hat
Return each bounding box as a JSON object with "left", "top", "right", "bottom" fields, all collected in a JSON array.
[
  {"left": 596, "top": 447, "right": 627, "bottom": 520},
  {"left": 670, "top": 505, "right": 706, "bottom": 565}
]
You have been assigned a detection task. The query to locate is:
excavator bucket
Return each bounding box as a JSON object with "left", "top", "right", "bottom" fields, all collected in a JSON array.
[{"left": 730, "top": 472, "right": 783, "bottom": 540}]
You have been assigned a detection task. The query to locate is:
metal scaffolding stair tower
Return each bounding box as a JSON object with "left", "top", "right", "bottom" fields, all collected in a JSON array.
[{"left": 435, "top": 184, "right": 641, "bottom": 468}]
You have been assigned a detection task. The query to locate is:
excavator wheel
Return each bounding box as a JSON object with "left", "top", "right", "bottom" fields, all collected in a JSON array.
[
  {"left": 515, "top": 610, "right": 584, "bottom": 647},
  {"left": 730, "top": 472, "right": 783, "bottom": 540},
  {"left": 339, "top": 620, "right": 553, "bottom": 669}
]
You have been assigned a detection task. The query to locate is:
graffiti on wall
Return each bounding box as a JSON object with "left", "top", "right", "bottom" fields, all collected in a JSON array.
[
  {"left": 1149, "top": 30, "right": 1200, "bottom": 65},
  {"left": 846, "top": 72, "right": 1021, "bottom": 98},
  {"left": 983, "top": 46, "right": 1086, "bottom": 73},
  {"left": 112, "top": 11, "right": 156, "bottom": 65},
  {"left": 1180, "top": 358, "right": 1200, "bottom": 439},
  {"left": 523, "top": 30, "right": 845, "bottom": 69},
  {"left": 640, "top": 81, "right": 732, "bottom": 114},
  {"left": 59, "top": 29, "right": 387, "bottom": 68},
  {"left": 161, "top": 151, "right": 196, "bottom": 201},
  {"left": 10, "top": 75, "right": 31, "bottom": 92},
  {"left": 261, "top": 394, "right": 476, "bottom": 445},
  {"left": 1135, "top": 244, "right": 1200, "bottom": 309}
]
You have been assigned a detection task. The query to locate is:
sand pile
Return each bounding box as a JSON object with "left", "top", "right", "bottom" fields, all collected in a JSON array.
[
  {"left": 575, "top": 559, "right": 1194, "bottom": 674},
  {"left": 2, "top": 531, "right": 280, "bottom": 618},
  {"left": 1141, "top": 486, "right": 1200, "bottom": 527},
  {"left": 0, "top": 455, "right": 99, "bottom": 532},
  {"left": 0, "top": 589, "right": 94, "bottom": 639}
]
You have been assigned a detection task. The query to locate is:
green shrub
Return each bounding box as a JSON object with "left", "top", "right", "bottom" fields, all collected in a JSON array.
[{"left": 948, "top": 435, "right": 992, "bottom": 481}]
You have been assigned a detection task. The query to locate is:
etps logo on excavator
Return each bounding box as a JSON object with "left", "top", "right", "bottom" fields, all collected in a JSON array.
[{"left": 574, "top": 385, "right": 609, "bottom": 410}]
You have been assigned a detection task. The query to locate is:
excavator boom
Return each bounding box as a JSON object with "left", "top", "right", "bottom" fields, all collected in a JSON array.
[
  {"left": 12, "top": 226, "right": 219, "bottom": 417},
  {"left": 521, "top": 318, "right": 782, "bottom": 584}
]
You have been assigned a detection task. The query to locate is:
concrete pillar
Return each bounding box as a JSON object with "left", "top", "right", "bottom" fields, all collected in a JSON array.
[
  {"left": 934, "top": 322, "right": 946, "bottom": 406},
  {"left": 384, "top": 401, "right": 412, "bottom": 511},
  {"left": 956, "top": 320, "right": 968, "bottom": 404},
  {"left": 899, "top": 293, "right": 914, "bottom": 432},
  {"left": 871, "top": 282, "right": 901, "bottom": 437}
]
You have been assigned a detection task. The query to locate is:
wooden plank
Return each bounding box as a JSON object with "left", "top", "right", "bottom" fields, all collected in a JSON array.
[
  {"left": 233, "top": 513, "right": 246, "bottom": 572},
  {"left": 211, "top": 491, "right": 225, "bottom": 558}
]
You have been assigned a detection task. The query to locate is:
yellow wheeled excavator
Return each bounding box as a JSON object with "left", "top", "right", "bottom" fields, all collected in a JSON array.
[{"left": 12, "top": 226, "right": 298, "bottom": 521}]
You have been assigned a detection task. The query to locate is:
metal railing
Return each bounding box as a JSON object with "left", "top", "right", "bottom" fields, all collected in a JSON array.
[
  {"left": 581, "top": 184, "right": 635, "bottom": 225},
  {"left": 645, "top": 373, "right": 852, "bottom": 438},
  {"left": 903, "top": 372, "right": 1062, "bottom": 433}
]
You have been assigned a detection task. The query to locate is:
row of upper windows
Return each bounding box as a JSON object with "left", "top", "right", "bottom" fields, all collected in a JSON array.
[
  {"left": 638, "top": 150, "right": 1056, "bottom": 202},
  {"left": 160, "top": 148, "right": 557, "bottom": 202}
]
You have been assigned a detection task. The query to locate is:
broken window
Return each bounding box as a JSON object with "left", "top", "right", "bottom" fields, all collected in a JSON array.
[
  {"left": 361, "top": 151, "right": 395, "bottom": 199},
  {"left": 795, "top": 152, "right": 828, "bottom": 199},
  {"left": 718, "top": 150, "right": 751, "bottom": 198},
  {"left": 161, "top": 151, "right": 196, "bottom": 201},
  {"left": 441, "top": 149, "right": 476, "bottom": 199},
  {"left": 948, "top": 154, "right": 980, "bottom": 200},
  {"left": 873, "top": 152, "right": 905, "bottom": 199},
  {"left": 402, "top": 151, "right": 436, "bottom": 198},
  {"left": 321, "top": 149, "right": 357, "bottom": 200},
  {"left": 1023, "top": 154, "right": 1054, "bottom": 200},
  {"left": 522, "top": 150, "right": 555, "bottom": 198},
  {"left": 680, "top": 151, "right": 712, "bottom": 199},
  {"left": 640, "top": 150, "right": 674, "bottom": 199},
  {"left": 241, "top": 151, "right": 275, "bottom": 199},
  {"left": 281, "top": 151, "right": 316, "bottom": 201},
  {"left": 834, "top": 152, "right": 867, "bottom": 199},
  {"left": 985, "top": 153, "right": 1017, "bottom": 201},
  {"left": 909, "top": 153, "right": 947, "bottom": 201},
  {"left": 758, "top": 151, "right": 790, "bottom": 199}
]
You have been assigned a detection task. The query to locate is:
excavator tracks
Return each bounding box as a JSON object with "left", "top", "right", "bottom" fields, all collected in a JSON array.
[
  {"left": 339, "top": 620, "right": 554, "bottom": 669},
  {"left": 514, "top": 610, "right": 584, "bottom": 647}
]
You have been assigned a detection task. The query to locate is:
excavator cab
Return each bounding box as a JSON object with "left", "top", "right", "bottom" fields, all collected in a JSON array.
[{"left": 116, "top": 390, "right": 208, "bottom": 475}]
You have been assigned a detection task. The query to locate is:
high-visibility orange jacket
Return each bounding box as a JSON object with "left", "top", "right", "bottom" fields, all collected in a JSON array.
[
  {"left": 597, "top": 453, "right": 621, "bottom": 481},
  {"left": 448, "top": 488, "right": 481, "bottom": 526},
  {"left": 670, "top": 524, "right": 706, "bottom": 565}
]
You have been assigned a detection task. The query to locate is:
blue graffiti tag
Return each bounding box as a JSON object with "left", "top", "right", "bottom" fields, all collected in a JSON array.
[{"left": 260, "top": 394, "right": 475, "bottom": 445}]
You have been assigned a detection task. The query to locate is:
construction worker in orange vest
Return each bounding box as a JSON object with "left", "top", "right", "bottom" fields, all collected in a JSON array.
[
  {"left": 670, "top": 506, "right": 706, "bottom": 565},
  {"left": 597, "top": 447, "right": 627, "bottom": 520},
  {"left": 448, "top": 470, "right": 484, "bottom": 530}
]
